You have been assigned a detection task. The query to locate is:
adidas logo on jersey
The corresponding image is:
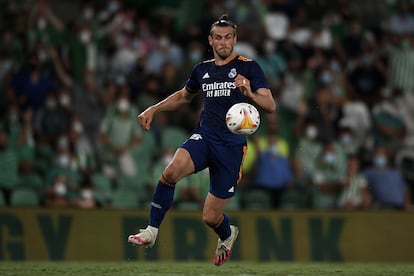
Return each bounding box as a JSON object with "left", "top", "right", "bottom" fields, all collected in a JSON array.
[{"left": 202, "top": 72, "right": 210, "bottom": 79}]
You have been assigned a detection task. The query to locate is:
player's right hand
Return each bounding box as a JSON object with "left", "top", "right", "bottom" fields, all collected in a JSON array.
[{"left": 138, "top": 108, "right": 154, "bottom": 131}]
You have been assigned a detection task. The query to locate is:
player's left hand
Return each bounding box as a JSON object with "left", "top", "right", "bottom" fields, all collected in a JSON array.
[{"left": 235, "top": 74, "right": 252, "bottom": 97}]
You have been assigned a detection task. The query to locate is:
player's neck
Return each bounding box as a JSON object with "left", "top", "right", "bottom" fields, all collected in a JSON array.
[{"left": 214, "top": 53, "right": 237, "bottom": 66}]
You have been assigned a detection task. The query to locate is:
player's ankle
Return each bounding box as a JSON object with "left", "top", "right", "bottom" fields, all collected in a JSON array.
[{"left": 147, "top": 225, "right": 159, "bottom": 236}]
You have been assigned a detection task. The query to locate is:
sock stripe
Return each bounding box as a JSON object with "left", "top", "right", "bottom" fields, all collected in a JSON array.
[{"left": 160, "top": 174, "right": 176, "bottom": 187}]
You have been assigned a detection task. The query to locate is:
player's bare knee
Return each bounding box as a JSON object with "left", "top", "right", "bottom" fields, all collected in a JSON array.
[
  {"left": 202, "top": 212, "right": 220, "bottom": 228},
  {"left": 162, "top": 161, "right": 185, "bottom": 183}
]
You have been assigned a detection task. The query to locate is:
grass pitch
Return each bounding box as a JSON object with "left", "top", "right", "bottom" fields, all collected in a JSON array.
[{"left": 1, "top": 261, "right": 414, "bottom": 276}]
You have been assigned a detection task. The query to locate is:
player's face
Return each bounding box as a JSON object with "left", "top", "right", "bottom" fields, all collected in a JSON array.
[{"left": 209, "top": 26, "right": 237, "bottom": 60}]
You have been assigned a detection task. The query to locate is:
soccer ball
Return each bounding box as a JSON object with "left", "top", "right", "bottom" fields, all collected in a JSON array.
[{"left": 226, "top": 102, "right": 260, "bottom": 135}]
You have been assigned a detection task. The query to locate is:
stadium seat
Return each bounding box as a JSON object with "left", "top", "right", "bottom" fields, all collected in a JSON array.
[
  {"left": 131, "top": 131, "right": 157, "bottom": 185},
  {"left": 10, "top": 187, "right": 40, "bottom": 207},
  {"left": 17, "top": 173, "right": 45, "bottom": 196},
  {"left": 224, "top": 194, "right": 241, "bottom": 210},
  {"left": 0, "top": 190, "right": 5, "bottom": 206},
  {"left": 280, "top": 190, "right": 309, "bottom": 209},
  {"left": 91, "top": 172, "right": 112, "bottom": 206},
  {"left": 111, "top": 187, "right": 140, "bottom": 209},
  {"left": 176, "top": 201, "right": 200, "bottom": 211},
  {"left": 160, "top": 127, "right": 189, "bottom": 151},
  {"left": 243, "top": 189, "right": 272, "bottom": 210}
]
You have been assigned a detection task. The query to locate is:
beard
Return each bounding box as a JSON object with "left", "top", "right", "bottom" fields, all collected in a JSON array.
[{"left": 215, "top": 46, "right": 233, "bottom": 60}]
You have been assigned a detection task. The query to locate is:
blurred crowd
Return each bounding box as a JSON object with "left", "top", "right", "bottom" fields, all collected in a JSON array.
[{"left": 0, "top": 0, "right": 413, "bottom": 211}]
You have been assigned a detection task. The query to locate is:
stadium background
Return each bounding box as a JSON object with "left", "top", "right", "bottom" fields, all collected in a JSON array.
[{"left": 1, "top": 0, "right": 414, "bottom": 262}]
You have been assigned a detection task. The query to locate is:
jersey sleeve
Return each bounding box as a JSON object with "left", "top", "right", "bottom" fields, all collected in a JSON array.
[
  {"left": 185, "top": 63, "right": 201, "bottom": 93},
  {"left": 248, "top": 61, "right": 269, "bottom": 92}
]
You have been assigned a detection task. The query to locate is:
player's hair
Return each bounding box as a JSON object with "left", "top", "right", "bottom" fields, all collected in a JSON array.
[{"left": 210, "top": 14, "right": 237, "bottom": 35}]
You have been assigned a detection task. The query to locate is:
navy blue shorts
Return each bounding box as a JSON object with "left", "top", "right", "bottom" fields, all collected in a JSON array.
[{"left": 181, "top": 130, "right": 247, "bottom": 199}]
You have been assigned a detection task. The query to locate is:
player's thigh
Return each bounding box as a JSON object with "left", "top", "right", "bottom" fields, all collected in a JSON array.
[
  {"left": 164, "top": 148, "right": 195, "bottom": 182},
  {"left": 209, "top": 143, "right": 247, "bottom": 199}
]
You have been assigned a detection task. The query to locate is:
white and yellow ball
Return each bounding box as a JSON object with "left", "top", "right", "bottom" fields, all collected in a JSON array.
[{"left": 225, "top": 102, "right": 260, "bottom": 136}]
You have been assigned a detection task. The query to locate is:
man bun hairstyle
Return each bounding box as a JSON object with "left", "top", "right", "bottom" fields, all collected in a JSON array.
[{"left": 210, "top": 14, "right": 238, "bottom": 35}]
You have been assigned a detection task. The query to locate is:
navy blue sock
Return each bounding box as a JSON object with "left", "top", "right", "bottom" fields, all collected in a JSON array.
[
  {"left": 213, "top": 213, "right": 231, "bottom": 241},
  {"left": 149, "top": 181, "right": 175, "bottom": 228}
]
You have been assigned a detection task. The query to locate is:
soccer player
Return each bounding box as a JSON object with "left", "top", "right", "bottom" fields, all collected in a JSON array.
[{"left": 128, "top": 14, "right": 276, "bottom": 266}]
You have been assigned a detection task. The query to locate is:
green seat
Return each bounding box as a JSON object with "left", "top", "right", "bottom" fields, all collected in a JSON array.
[
  {"left": 0, "top": 191, "right": 5, "bottom": 206},
  {"left": 161, "top": 127, "right": 189, "bottom": 151},
  {"left": 33, "top": 159, "right": 50, "bottom": 177},
  {"left": 17, "top": 173, "right": 45, "bottom": 196},
  {"left": 111, "top": 187, "right": 140, "bottom": 209},
  {"left": 131, "top": 131, "right": 157, "bottom": 185},
  {"left": 91, "top": 173, "right": 112, "bottom": 205},
  {"left": 280, "top": 190, "right": 309, "bottom": 209},
  {"left": 10, "top": 187, "right": 40, "bottom": 207},
  {"left": 176, "top": 201, "right": 200, "bottom": 211},
  {"left": 225, "top": 194, "right": 240, "bottom": 210},
  {"left": 243, "top": 189, "right": 272, "bottom": 210},
  {"left": 35, "top": 143, "right": 54, "bottom": 161}
]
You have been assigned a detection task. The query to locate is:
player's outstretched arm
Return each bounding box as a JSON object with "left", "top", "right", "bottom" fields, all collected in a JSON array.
[{"left": 138, "top": 87, "right": 196, "bottom": 130}]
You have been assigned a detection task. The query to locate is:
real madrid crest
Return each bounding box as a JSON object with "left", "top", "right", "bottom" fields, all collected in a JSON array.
[{"left": 228, "top": 68, "right": 237, "bottom": 78}]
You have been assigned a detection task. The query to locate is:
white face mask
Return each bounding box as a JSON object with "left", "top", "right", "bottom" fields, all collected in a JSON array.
[
  {"left": 189, "top": 50, "right": 202, "bottom": 62},
  {"left": 83, "top": 8, "right": 94, "bottom": 21},
  {"left": 81, "top": 189, "right": 93, "bottom": 200},
  {"left": 117, "top": 99, "right": 130, "bottom": 112},
  {"left": 38, "top": 50, "right": 48, "bottom": 62},
  {"left": 54, "top": 182, "right": 67, "bottom": 196},
  {"left": 270, "top": 145, "right": 279, "bottom": 156},
  {"left": 107, "top": 1, "right": 119, "bottom": 13},
  {"left": 79, "top": 30, "right": 92, "bottom": 44},
  {"left": 340, "top": 134, "right": 352, "bottom": 145},
  {"left": 46, "top": 99, "right": 57, "bottom": 110},
  {"left": 306, "top": 126, "right": 318, "bottom": 140},
  {"left": 37, "top": 17, "right": 47, "bottom": 30},
  {"left": 73, "top": 122, "right": 83, "bottom": 133},
  {"left": 323, "top": 152, "right": 336, "bottom": 164},
  {"left": 59, "top": 95, "right": 71, "bottom": 107},
  {"left": 57, "top": 154, "right": 70, "bottom": 168}
]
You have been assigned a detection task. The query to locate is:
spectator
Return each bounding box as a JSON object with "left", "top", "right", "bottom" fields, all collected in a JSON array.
[
  {"left": 292, "top": 120, "right": 323, "bottom": 186},
  {"left": 99, "top": 90, "right": 141, "bottom": 178},
  {"left": 338, "top": 154, "right": 371, "bottom": 209},
  {"left": 146, "top": 34, "right": 184, "bottom": 75},
  {"left": 311, "top": 141, "right": 347, "bottom": 209},
  {"left": 388, "top": 36, "right": 414, "bottom": 94},
  {"left": 363, "top": 146, "right": 412, "bottom": 210},
  {"left": 75, "top": 176, "right": 96, "bottom": 209},
  {"left": 10, "top": 52, "right": 55, "bottom": 111},
  {"left": 306, "top": 84, "right": 342, "bottom": 144},
  {"left": 34, "top": 90, "right": 71, "bottom": 146},
  {"left": 371, "top": 88, "right": 407, "bottom": 151},
  {"left": 44, "top": 175, "right": 76, "bottom": 208},
  {"left": 45, "top": 135, "right": 81, "bottom": 201},
  {"left": 68, "top": 115, "right": 96, "bottom": 175},
  {"left": 346, "top": 44, "right": 386, "bottom": 108},
  {"left": 0, "top": 129, "right": 18, "bottom": 205},
  {"left": 249, "top": 132, "right": 294, "bottom": 208},
  {"left": 71, "top": 69, "right": 105, "bottom": 145}
]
